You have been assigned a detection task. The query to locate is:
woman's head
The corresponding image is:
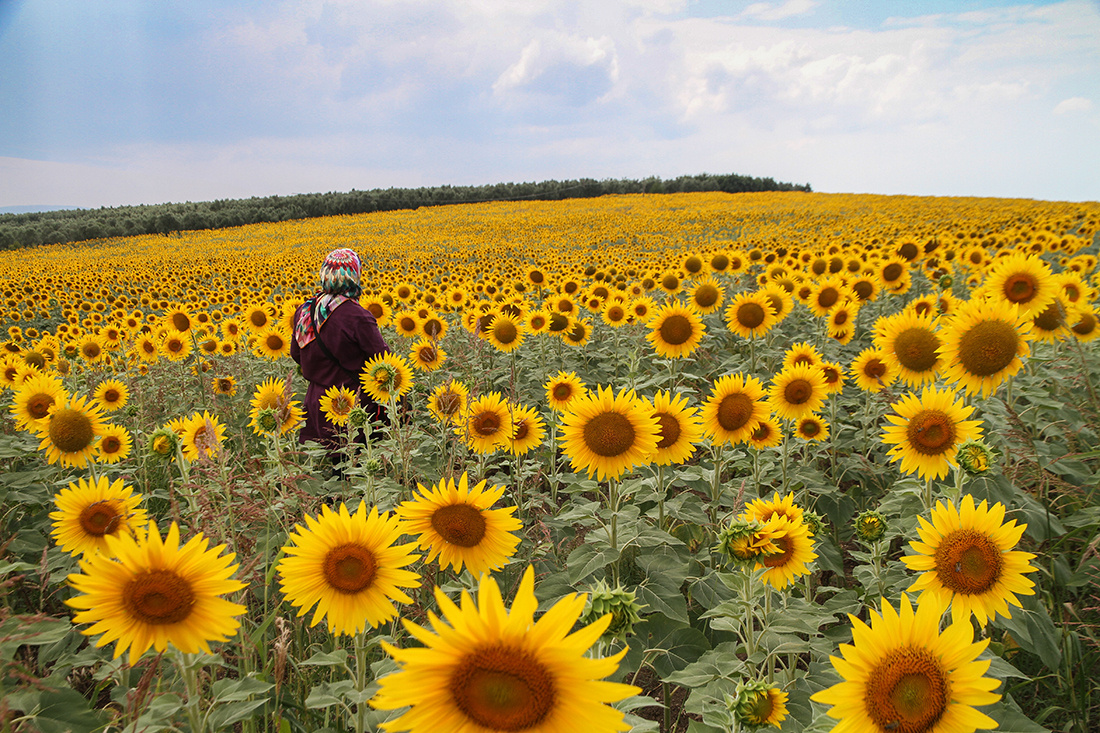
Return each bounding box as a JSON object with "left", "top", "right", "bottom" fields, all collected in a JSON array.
[{"left": 319, "top": 248, "right": 362, "bottom": 298}]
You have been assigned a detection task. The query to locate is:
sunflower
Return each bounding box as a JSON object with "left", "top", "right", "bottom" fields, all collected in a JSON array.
[
  {"left": 37, "top": 395, "right": 107, "bottom": 468},
  {"left": 645, "top": 303, "right": 705, "bottom": 358},
  {"left": 560, "top": 385, "right": 659, "bottom": 481},
  {"left": 563, "top": 317, "right": 592, "bottom": 347},
  {"left": 767, "top": 364, "right": 828, "bottom": 422},
  {"left": 66, "top": 521, "right": 246, "bottom": 664},
  {"left": 164, "top": 307, "right": 194, "bottom": 333},
  {"left": 881, "top": 387, "right": 984, "bottom": 481},
  {"left": 820, "top": 360, "right": 845, "bottom": 394},
  {"left": 742, "top": 491, "right": 805, "bottom": 526},
  {"left": 646, "top": 390, "right": 704, "bottom": 465},
  {"left": 827, "top": 300, "right": 859, "bottom": 344},
  {"left": 409, "top": 339, "right": 446, "bottom": 371},
  {"left": 1070, "top": 305, "right": 1100, "bottom": 342},
  {"left": 760, "top": 284, "right": 794, "bottom": 323},
  {"left": 782, "top": 342, "right": 822, "bottom": 370},
  {"left": 1029, "top": 299, "right": 1071, "bottom": 343},
  {"left": 902, "top": 495, "right": 1037, "bottom": 626},
  {"left": 10, "top": 373, "right": 68, "bottom": 431},
  {"left": 849, "top": 274, "right": 880, "bottom": 304},
  {"left": 212, "top": 375, "right": 237, "bottom": 395},
  {"left": 750, "top": 515, "right": 816, "bottom": 589},
  {"left": 371, "top": 566, "right": 640, "bottom": 733},
  {"left": 131, "top": 334, "right": 160, "bottom": 363},
  {"left": 601, "top": 300, "right": 630, "bottom": 327},
  {"left": 459, "top": 392, "right": 514, "bottom": 454},
  {"left": 526, "top": 309, "right": 550, "bottom": 333},
  {"left": 979, "top": 252, "right": 1056, "bottom": 319},
  {"left": 700, "top": 373, "right": 769, "bottom": 446},
  {"left": 50, "top": 476, "right": 147, "bottom": 558},
  {"left": 545, "top": 371, "right": 587, "bottom": 412},
  {"left": 93, "top": 379, "right": 129, "bottom": 412},
  {"left": 96, "top": 424, "right": 132, "bottom": 464},
  {"left": 179, "top": 411, "right": 226, "bottom": 461},
  {"left": 807, "top": 276, "right": 847, "bottom": 317},
  {"left": 160, "top": 330, "right": 192, "bottom": 361},
  {"left": 687, "top": 277, "right": 724, "bottom": 314},
  {"left": 875, "top": 310, "right": 944, "bottom": 387},
  {"left": 254, "top": 327, "right": 291, "bottom": 359},
  {"left": 249, "top": 377, "right": 304, "bottom": 435},
  {"left": 795, "top": 415, "right": 829, "bottom": 441},
  {"left": 428, "top": 380, "right": 469, "bottom": 425},
  {"left": 630, "top": 296, "right": 656, "bottom": 323},
  {"left": 396, "top": 472, "right": 522, "bottom": 575},
  {"left": 361, "top": 296, "right": 393, "bottom": 327},
  {"left": 724, "top": 291, "right": 778, "bottom": 340},
  {"left": 508, "top": 404, "right": 545, "bottom": 455},
  {"left": 320, "top": 385, "right": 358, "bottom": 426},
  {"left": 937, "top": 298, "right": 1033, "bottom": 398},
  {"left": 878, "top": 257, "right": 913, "bottom": 294},
  {"left": 850, "top": 347, "right": 898, "bottom": 393},
  {"left": 748, "top": 418, "right": 784, "bottom": 449},
  {"left": 243, "top": 304, "right": 273, "bottom": 332},
  {"left": 361, "top": 353, "right": 415, "bottom": 402},
  {"left": 811, "top": 593, "right": 1000, "bottom": 733},
  {"left": 277, "top": 502, "right": 420, "bottom": 636}
]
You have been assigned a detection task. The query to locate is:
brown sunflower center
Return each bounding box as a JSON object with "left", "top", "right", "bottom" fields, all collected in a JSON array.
[
  {"left": 431, "top": 504, "right": 487, "bottom": 548},
  {"left": 905, "top": 409, "right": 957, "bottom": 456},
  {"left": 250, "top": 310, "right": 268, "bottom": 328},
  {"left": 548, "top": 313, "right": 569, "bottom": 333},
  {"left": 123, "top": 570, "right": 195, "bottom": 625},
  {"left": 655, "top": 413, "right": 681, "bottom": 450},
  {"left": 582, "top": 412, "right": 636, "bottom": 457},
  {"left": 78, "top": 500, "right": 121, "bottom": 536},
  {"left": 450, "top": 646, "right": 556, "bottom": 731},
  {"left": 760, "top": 535, "right": 793, "bottom": 568},
  {"left": 399, "top": 316, "right": 417, "bottom": 333},
  {"left": 711, "top": 254, "right": 730, "bottom": 271},
  {"left": 684, "top": 256, "right": 703, "bottom": 274},
  {"left": 494, "top": 320, "right": 519, "bottom": 344},
  {"left": 103, "top": 388, "right": 121, "bottom": 404},
  {"left": 551, "top": 384, "right": 574, "bottom": 401},
  {"left": 82, "top": 342, "right": 102, "bottom": 359},
  {"left": 956, "top": 319, "right": 1019, "bottom": 377},
  {"left": 661, "top": 274, "right": 679, "bottom": 291},
  {"left": 717, "top": 392, "right": 754, "bottom": 432},
  {"left": 471, "top": 410, "right": 502, "bottom": 437},
  {"left": 100, "top": 435, "right": 122, "bottom": 455},
  {"left": 783, "top": 379, "right": 813, "bottom": 406},
  {"left": 166, "top": 338, "right": 185, "bottom": 354},
  {"left": 322, "top": 544, "right": 378, "bottom": 594},
  {"left": 865, "top": 647, "right": 949, "bottom": 733},
  {"left": 751, "top": 423, "right": 773, "bottom": 441},
  {"left": 894, "top": 327, "right": 942, "bottom": 373},
  {"left": 816, "top": 287, "right": 839, "bottom": 310},
  {"left": 883, "top": 263, "right": 904, "bottom": 282},
  {"left": 27, "top": 393, "right": 55, "bottom": 420},
  {"left": 266, "top": 334, "right": 284, "bottom": 351},
  {"left": 853, "top": 280, "right": 874, "bottom": 300},
  {"left": 694, "top": 284, "right": 720, "bottom": 308},
  {"left": 1032, "top": 303, "right": 1063, "bottom": 332},
  {"left": 737, "top": 303, "right": 766, "bottom": 329},
  {"left": 658, "top": 315, "right": 694, "bottom": 346},
  {"left": 832, "top": 310, "right": 849, "bottom": 326},
  {"left": 171, "top": 312, "right": 191, "bottom": 331},
  {"left": 863, "top": 358, "right": 887, "bottom": 380},
  {"left": 436, "top": 391, "right": 462, "bottom": 416},
  {"left": 1003, "top": 273, "right": 1037, "bottom": 303},
  {"left": 934, "top": 528, "right": 1004, "bottom": 595},
  {"left": 1072, "top": 312, "right": 1097, "bottom": 336},
  {"left": 48, "top": 408, "right": 95, "bottom": 453}
]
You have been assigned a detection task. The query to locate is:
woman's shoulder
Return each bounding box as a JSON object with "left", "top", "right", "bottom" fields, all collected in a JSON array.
[{"left": 332, "top": 298, "right": 377, "bottom": 326}]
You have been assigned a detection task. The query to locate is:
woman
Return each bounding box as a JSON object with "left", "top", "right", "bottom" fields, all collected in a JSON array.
[{"left": 291, "top": 248, "right": 390, "bottom": 451}]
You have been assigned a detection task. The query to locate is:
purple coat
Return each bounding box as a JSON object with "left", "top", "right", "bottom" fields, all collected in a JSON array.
[{"left": 291, "top": 298, "right": 391, "bottom": 446}]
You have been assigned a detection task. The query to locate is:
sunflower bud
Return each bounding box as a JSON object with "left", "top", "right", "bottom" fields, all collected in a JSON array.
[
  {"left": 956, "top": 439, "right": 995, "bottom": 476},
  {"left": 728, "top": 679, "right": 789, "bottom": 729},
  {"left": 255, "top": 407, "right": 280, "bottom": 434},
  {"left": 147, "top": 427, "right": 178, "bottom": 458},
  {"left": 717, "top": 519, "right": 779, "bottom": 568},
  {"left": 369, "top": 362, "right": 398, "bottom": 393},
  {"left": 582, "top": 580, "right": 644, "bottom": 642},
  {"left": 854, "top": 510, "right": 887, "bottom": 543},
  {"left": 363, "top": 457, "right": 383, "bottom": 475},
  {"left": 939, "top": 274, "right": 954, "bottom": 290},
  {"left": 347, "top": 406, "right": 371, "bottom": 429},
  {"left": 802, "top": 509, "right": 827, "bottom": 539}
]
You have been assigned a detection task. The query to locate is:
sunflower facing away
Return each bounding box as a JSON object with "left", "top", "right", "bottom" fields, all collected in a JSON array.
[
  {"left": 50, "top": 476, "right": 148, "bottom": 558},
  {"left": 277, "top": 502, "right": 420, "bottom": 636},
  {"left": 902, "top": 495, "right": 1037, "bottom": 626},
  {"left": 249, "top": 377, "right": 304, "bottom": 435},
  {"left": 371, "top": 566, "right": 641, "bottom": 733},
  {"left": 361, "top": 353, "right": 415, "bottom": 402},
  {"left": 811, "top": 593, "right": 1000, "bottom": 733},
  {"left": 396, "top": 472, "right": 522, "bottom": 576},
  {"left": 560, "top": 385, "right": 659, "bottom": 481},
  {"left": 881, "top": 387, "right": 984, "bottom": 481},
  {"left": 66, "top": 521, "right": 247, "bottom": 664}
]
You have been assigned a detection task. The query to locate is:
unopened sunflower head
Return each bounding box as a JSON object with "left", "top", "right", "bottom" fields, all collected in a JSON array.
[
  {"left": 582, "top": 580, "right": 645, "bottom": 642},
  {"left": 728, "top": 678, "right": 789, "bottom": 729},
  {"left": 956, "top": 439, "right": 996, "bottom": 476},
  {"left": 255, "top": 407, "right": 280, "bottom": 434},
  {"left": 147, "top": 427, "right": 178, "bottom": 458},
  {"left": 854, "top": 509, "right": 888, "bottom": 543},
  {"left": 370, "top": 361, "right": 398, "bottom": 393},
  {"left": 717, "top": 519, "right": 781, "bottom": 567},
  {"left": 347, "top": 406, "right": 371, "bottom": 429}
]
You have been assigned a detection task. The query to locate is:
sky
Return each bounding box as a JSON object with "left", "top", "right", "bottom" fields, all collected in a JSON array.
[{"left": 1, "top": 0, "right": 1098, "bottom": 210}]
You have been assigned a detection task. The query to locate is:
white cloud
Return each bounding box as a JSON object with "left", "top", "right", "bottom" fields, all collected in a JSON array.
[
  {"left": 741, "top": 0, "right": 818, "bottom": 22},
  {"left": 1053, "top": 96, "right": 1093, "bottom": 114}
]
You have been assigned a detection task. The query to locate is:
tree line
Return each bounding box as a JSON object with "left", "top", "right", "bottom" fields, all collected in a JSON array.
[{"left": 0, "top": 173, "right": 811, "bottom": 250}]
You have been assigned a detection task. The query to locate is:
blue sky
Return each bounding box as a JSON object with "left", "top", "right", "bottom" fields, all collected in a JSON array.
[{"left": 1, "top": 0, "right": 1097, "bottom": 208}]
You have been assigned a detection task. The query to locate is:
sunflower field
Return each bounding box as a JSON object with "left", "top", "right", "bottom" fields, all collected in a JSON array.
[{"left": 1, "top": 190, "right": 1099, "bottom": 733}]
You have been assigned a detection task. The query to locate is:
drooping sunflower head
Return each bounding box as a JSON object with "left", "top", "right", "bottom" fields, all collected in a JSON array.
[
  {"left": 729, "top": 679, "right": 789, "bottom": 730},
  {"left": 559, "top": 384, "right": 660, "bottom": 481},
  {"left": 397, "top": 472, "right": 522, "bottom": 575}
]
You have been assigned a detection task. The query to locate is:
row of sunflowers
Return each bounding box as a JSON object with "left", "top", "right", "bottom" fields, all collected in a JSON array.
[{"left": 1, "top": 191, "right": 1098, "bottom": 733}]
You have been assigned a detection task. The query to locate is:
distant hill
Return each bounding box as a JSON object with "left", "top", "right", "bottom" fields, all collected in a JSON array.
[{"left": 0, "top": 173, "right": 812, "bottom": 250}]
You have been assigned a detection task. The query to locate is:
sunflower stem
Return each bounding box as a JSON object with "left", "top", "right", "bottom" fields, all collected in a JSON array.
[
  {"left": 709, "top": 444, "right": 725, "bottom": 529},
  {"left": 353, "top": 631, "right": 369, "bottom": 733},
  {"left": 656, "top": 464, "right": 666, "bottom": 530},
  {"left": 176, "top": 652, "right": 207, "bottom": 733}
]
